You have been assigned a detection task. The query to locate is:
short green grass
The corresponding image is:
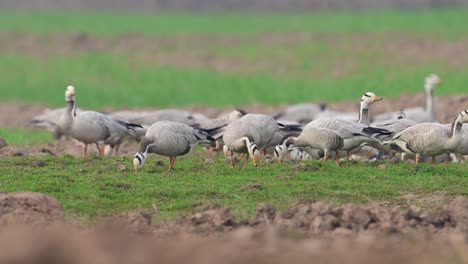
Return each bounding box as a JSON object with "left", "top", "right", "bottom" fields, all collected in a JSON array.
[
  {"left": 0, "top": 153, "right": 466, "bottom": 221},
  {"left": 1, "top": 10, "right": 468, "bottom": 37},
  {"left": 0, "top": 128, "right": 53, "bottom": 146}
]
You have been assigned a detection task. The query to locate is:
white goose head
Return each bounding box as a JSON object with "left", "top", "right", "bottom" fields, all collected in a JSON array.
[
  {"left": 274, "top": 144, "right": 288, "bottom": 163},
  {"left": 361, "top": 92, "right": 383, "bottom": 108},
  {"left": 133, "top": 152, "right": 147, "bottom": 174},
  {"left": 65, "top": 85, "right": 76, "bottom": 101},
  {"left": 459, "top": 110, "right": 468, "bottom": 123},
  {"left": 425, "top": 74, "right": 442, "bottom": 92}
]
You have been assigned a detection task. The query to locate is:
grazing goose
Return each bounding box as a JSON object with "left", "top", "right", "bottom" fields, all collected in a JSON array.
[
  {"left": 222, "top": 114, "right": 299, "bottom": 169},
  {"left": 132, "top": 121, "right": 214, "bottom": 173},
  {"left": 308, "top": 117, "right": 386, "bottom": 160},
  {"left": 372, "top": 74, "right": 441, "bottom": 123},
  {"left": 314, "top": 92, "right": 383, "bottom": 125},
  {"left": 383, "top": 110, "right": 468, "bottom": 164},
  {"left": 58, "top": 86, "right": 141, "bottom": 156},
  {"left": 273, "top": 140, "right": 314, "bottom": 162},
  {"left": 279, "top": 124, "right": 344, "bottom": 166},
  {"left": 31, "top": 107, "right": 83, "bottom": 139}
]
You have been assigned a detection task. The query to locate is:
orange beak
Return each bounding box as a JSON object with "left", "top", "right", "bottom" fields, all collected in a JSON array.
[{"left": 374, "top": 96, "right": 383, "bottom": 102}]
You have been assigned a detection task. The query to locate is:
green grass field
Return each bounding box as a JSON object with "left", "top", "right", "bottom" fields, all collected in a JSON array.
[
  {"left": 1, "top": 153, "right": 466, "bottom": 221},
  {"left": 1, "top": 10, "right": 468, "bottom": 109},
  {"left": 1, "top": 10, "right": 467, "bottom": 221},
  {"left": 1, "top": 10, "right": 468, "bottom": 36}
]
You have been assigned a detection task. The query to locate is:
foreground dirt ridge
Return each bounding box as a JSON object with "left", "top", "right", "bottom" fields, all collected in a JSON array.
[
  {"left": 0, "top": 191, "right": 467, "bottom": 263},
  {"left": 1, "top": 191, "right": 468, "bottom": 236}
]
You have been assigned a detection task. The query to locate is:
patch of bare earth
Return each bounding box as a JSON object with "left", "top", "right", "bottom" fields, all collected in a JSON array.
[{"left": 0, "top": 192, "right": 467, "bottom": 263}]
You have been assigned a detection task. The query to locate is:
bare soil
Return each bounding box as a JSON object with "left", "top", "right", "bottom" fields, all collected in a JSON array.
[{"left": 0, "top": 191, "right": 467, "bottom": 263}]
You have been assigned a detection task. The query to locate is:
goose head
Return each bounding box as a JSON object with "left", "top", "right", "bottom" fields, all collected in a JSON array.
[
  {"left": 459, "top": 110, "right": 468, "bottom": 123},
  {"left": 425, "top": 74, "right": 442, "bottom": 92},
  {"left": 274, "top": 144, "right": 288, "bottom": 163},
  {"left": 65, "top": 85, "right": 76, "bottom": 101},
  {"left": 361, "top": 92, "right": 383, "bottom": 108},
  {"left": 133, "top": 152, "right": 147, "bottom": 174}
]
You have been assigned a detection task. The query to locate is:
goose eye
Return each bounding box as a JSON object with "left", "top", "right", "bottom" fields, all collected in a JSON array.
[{"left": 364, "top": 93, "right": 371, "bottom": 97}]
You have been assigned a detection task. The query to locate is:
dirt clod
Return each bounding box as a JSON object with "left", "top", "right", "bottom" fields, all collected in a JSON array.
[
  {"left": 0, "top": 192, "right": 64, "bottom": 225},
  {"left": 117, "top": 164, "right": 128, "bottom": 171}
]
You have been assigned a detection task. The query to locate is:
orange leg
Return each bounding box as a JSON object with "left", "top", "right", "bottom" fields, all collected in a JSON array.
[
  {"left": 96, "top": 143, "right": 105, "bottom": 156},
  {"left": 323, "top": 150, "right": 329, "bottom": 162},
  {"left": 166, "top": 156, "right": 176, "bottom": 173},
  {"left": 230, "top": 152, "right": 235, "bottom": 169},
  {"left": 82, "top": 144, "right": 88, "bottom": 157},
  {"left": 242, "top": 153, "right": 249, "bottom": 171},
  {"left": 114, "top": 144, "right": 120, "bottom": 156},
  {"left": 335, "top": 151, "right": 341, "bottom": 166},
  {"left": 346, "top": 151, "right": 350, "bottom": 161},
  {"left": 416, "top": 154, "right": 421, "bottom": 164}
]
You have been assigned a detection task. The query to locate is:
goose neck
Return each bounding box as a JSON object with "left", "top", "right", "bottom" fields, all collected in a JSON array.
[
  {"left": 450, "top": 117, "right": 463, "bottom": 139},
  {"left": 425, "top": 83, "right": 434, "bottom": 114},
  {"left": 357, "top": 101, "right": 370, "bottom": 125}
]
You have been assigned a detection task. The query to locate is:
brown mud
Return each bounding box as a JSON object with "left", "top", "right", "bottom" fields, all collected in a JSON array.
[{"left": 0, "top": 191, "right": 467, "bottom": 263}]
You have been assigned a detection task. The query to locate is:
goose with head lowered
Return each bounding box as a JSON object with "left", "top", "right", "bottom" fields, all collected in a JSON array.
[
  {"left": 132, "top": 121, "right": 214, "bottom": 173},
  {"left": 382, "top": 110, "right": 468, "bottom": 164},
  {"left": 221, "top": 114, "right": 302, "bottom": 169},
  {"left": 58, "top": 86, "right": 142, "bottom": 156}
]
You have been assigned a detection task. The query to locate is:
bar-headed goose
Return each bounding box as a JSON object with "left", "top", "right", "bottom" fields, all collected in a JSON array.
[
  {"left": 59, "top": 86, "right": 141, "bottom": 156},
  {"left": 273, "top": 139, "right": 315, "bottom": 162},
  {"left": 384, "top": 110, "right": 468, "bottom": 164},
  {"left": 307, "top": 117, "right": 387, "bottom": 160},
  {"left": 373, "top": 74, "right": 442, "bottom": 123},
  {"left": 222, "top": 114, "right": 300, "bottom": 169},
  {"left": 314, "top": 92, "right": 383, "bottom": 125},
  {"left": 273, "top": 103, "right": 327, "bottom": 124},
  {"left": 132, "top": 121, "right": 214, "bottom": 173},
  {"left": 280, "top": 124, "right": 344, "bottom": 166}
]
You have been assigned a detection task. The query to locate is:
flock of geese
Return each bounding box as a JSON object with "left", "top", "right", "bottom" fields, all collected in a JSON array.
[{"left": 30, "top": 74, "right": 468, "bottom": 173}]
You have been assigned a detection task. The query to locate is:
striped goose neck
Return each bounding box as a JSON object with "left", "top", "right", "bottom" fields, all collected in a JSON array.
[
  {"left": 66, "top": 100, "right": 77, "bottom": 118},
  {"left": 138, "top": 137, "right": 154, "bottom": 153},
  {"left": 450, "top": 117, "right": 463, "bottom": 138},
  {"left": 241, "top": 135, "right": 259, "bottom": 156}
]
